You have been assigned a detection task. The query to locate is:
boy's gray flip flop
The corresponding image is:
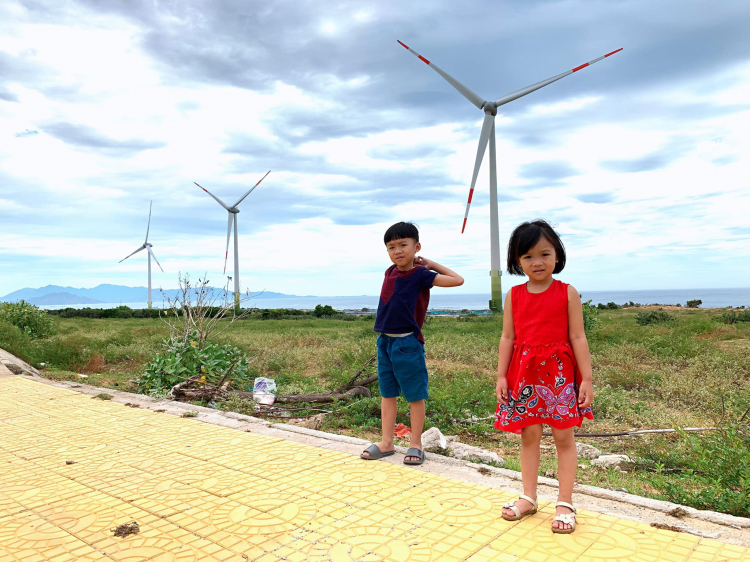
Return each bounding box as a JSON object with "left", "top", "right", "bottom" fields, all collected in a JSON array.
[
  {"left": 360, "top": 444, "right": 395, "bottom": 460},
  {"left": 403, "top": 448, "right": 425, "bottom": 465}
]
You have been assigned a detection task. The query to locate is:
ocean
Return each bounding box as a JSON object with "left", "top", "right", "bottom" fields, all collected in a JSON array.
[{"left": 40, "top": 287, "right": 750, "bottom": 311}]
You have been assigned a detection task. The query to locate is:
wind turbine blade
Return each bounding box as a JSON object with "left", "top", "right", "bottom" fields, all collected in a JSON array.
[
  {"left": 494, "top": 48, "right": 623, "bottom": 107},
  {"left": 223, "top": 212, "right": 232, "bottom": 274},
  {"left": 147, "top": 246, "right": 164, "bottom": 273},
  {"left": 119, "top": 245, "right": 146, "bottom": 263},
  {"left": 194, "top": 182, "right": 230, "bottom": 211},
  {"left": 397, "top": 40, "right": 486, "bottom": 110},
  {"left": 462, "top": 112, "right": 495, "bottom": 233},
  {"left": 233, "top": 170, "right": 271, "bottom": 208},
  {"left": 144, "top": 201, "right": 152, "bottom": 244}
]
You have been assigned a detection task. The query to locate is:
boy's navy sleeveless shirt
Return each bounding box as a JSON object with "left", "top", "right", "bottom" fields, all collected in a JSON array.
[{"left": 374, "top": 265, "right": 437, "bottom": 343}]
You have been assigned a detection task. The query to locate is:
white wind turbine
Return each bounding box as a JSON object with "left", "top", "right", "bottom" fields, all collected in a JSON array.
[
  {"left": 118, "top": 201, "right": 164, "bottom": 309},
  {"left": 195, "top": 171, "right": 271, "bottom": 313},
  {"left": 397, "top": 40, "right": 622, "bottom": 313}
]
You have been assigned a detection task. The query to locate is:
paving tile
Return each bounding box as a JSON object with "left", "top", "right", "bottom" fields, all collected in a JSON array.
[
  {"left": 31, "top": 489, "right": 159, "bottom": 545},
  {"left": 94, "top": 515, "right": 244, "bottom": 561},
  {"left": 576, "top": 518, "right": 701, "bottom": 562},
  {"left": 688, "top": 538, "right": 750, "bottom": 561},
  {"left": 0, "top": 512, "right": 109, "bottom": 561}
]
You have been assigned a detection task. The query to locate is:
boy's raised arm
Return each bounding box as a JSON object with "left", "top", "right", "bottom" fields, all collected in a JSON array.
[{"left": 415, "top": 256, "right": 464, "bottom": 287}]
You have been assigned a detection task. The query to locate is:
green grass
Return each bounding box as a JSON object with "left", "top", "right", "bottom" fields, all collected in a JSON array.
[{"left": 1, "top": 307, "right": 749, "bottom": 515}]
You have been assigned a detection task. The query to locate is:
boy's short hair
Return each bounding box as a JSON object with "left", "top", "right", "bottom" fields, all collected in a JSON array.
[
  {"left": 384, "top": 222, "right": 419, "bottom": 245},
  {"left": 506, "top": 219, "right": 566, "bottom": 275}
]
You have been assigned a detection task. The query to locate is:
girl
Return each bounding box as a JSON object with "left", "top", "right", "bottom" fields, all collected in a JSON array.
[{"left": 495, "top": 220, "right": 593, "bottom": 534}]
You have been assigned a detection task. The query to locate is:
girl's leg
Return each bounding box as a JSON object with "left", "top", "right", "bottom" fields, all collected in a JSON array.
[
  {"left": 551, "top": 426, "right": 577, "bottom": 530},
  {"left": 502, "top": 424, "right": 542, "bottom": 517},
  {"left": 406, "top": 399, "right": 425, "bottom": 462},
  {"left": 362, "top": 397, "right": 397, "bottom": 457}
]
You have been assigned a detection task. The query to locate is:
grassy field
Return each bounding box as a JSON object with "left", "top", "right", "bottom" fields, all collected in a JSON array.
[{"left": 2, "top": 307, "right": 749, "bottom": 515}]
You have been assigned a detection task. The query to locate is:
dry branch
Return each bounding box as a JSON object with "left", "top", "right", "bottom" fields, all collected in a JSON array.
[{"left": 542, "top": 427, "right": 720, "bottom": 438}]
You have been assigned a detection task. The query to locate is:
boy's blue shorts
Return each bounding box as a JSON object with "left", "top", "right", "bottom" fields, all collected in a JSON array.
[{"left": 376, "top": 333, "right": 429, "bottom": 403}]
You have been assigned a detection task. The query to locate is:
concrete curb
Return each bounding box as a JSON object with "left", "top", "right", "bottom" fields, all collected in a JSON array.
[{"left": 10, "top": 373, "right": 750, "bottom": 530}]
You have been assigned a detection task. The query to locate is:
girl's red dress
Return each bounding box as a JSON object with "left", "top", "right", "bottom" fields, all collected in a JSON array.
[{"left": 494, "top": 279, "right": 593, "bottom": 434}]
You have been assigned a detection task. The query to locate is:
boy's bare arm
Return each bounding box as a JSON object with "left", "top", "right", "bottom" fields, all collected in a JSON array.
[{"left": 415, "top": 257, "right": 464, "bottom": 287}]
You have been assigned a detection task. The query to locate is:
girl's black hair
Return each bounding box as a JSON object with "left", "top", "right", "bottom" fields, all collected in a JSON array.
[
  {"left": 506, "top": 219, "right": 566, "bottom": 275},
  {"left": 384, "top": 221, "right": 419, "bottom": 245}
]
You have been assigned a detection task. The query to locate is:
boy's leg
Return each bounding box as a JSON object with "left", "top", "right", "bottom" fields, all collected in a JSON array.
[
  {"left": 551, "top": 426, "right": 577, "bottom": 530},
  {"left": 405, "top": 399, "right": 425, "bottom": 462},
  {"left": 362, "top": 335, "right": 399, "bottom": 458},
  {"left": 502, "top": 424, "right": 542, "bottom": 517}
]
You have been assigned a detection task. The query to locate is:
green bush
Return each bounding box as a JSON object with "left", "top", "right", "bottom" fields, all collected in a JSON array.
[
  {"left": 635, "top": 310, "right": 676, "bottom": 326},
  {"left": 313, "top": 304, "right": 336, "bottom": 317},
  {"left": 721, "top": 310, "right": 750, "bottom": 324},
  {"left": 138, "top": 331, "right": 252, "bottom": 393},
  {"left": 644, "top": 425, "right": 750, "bottom": 517},
  {"left": 0, "top": 301, "right": 53, "bottom": 338},
  {"left": 686, "top": 299, "right": 702, "bottom": 308},
  {"left": 597, "top": 302, "right": 620, "bottom": 310},
  {"left": 581, "top": 299, "right": 601, "bottom": 334},
  {"left": 50, "top": 306, "right": 167, "bottom": 319}
]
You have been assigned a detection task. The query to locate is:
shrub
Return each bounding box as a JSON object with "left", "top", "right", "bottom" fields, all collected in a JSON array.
[
  {"left": 721, "top": 310, "right": 750, "bottom": 324},
  {"left": 0, "top": 301, "right": 53, "bottom": 338},
  {"left": 138, "top": 331, "right": 252, "bottom": 393},
  {"left": 49, "top": 306, "right": 164, "bottom": 319},
  {"left": 686, "top": 299, "right": 702, "bottom": 308},
  {"left": 597, "top": 302, "right": 620, "bottom": 310},
  {"left": 313, "top": 304, "right": 336, "bottom": 317},
  {"left": 581, "top": 299, "right": 601, "bottom": 334},
  {"left": 644, "top": 425, "right": 750, "bottom": 517},
  {"left": 635, "top": 310, "right": 676, "bottom": 326}
]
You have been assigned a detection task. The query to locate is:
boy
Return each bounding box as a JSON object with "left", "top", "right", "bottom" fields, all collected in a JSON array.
[{"left": 361, "top": 222, "right": 464, "bottom": 465}]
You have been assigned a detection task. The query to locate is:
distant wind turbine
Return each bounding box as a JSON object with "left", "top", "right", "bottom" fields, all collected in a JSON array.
[
  {"left": 397, "top": 40, "right": 622, "bottom": 313},
  {"left": 119, "top": 201, "right": 164, "bottom": 309},
  {"left": 195, "top": 171, "right": 271, "bottom": 313}
]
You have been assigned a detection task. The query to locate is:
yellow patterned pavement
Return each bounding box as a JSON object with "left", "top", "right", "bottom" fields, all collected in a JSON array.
[{"left": 0, "top": 376, "right": 748, "bottom": 562}]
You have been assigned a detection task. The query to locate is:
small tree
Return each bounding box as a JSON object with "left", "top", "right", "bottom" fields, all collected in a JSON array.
[
  {"left": 160, "top": 274, "right": 252, "bottom": 348},
  {"left": 686, "top": 299, "right": 702, "bottom": 308}
]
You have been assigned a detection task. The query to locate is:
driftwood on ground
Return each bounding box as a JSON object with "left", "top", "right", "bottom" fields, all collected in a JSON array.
[{"left": 170, "top": 355, "right": 378, "bottom": 405}]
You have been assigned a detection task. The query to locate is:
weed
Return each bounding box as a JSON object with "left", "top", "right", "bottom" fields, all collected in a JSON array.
[
  {"left": 94, "top": 393, "right": 113, "bottom": 400},
  {"left": 635, "top": 310, "right": 676, "bottom": 326},
  {"left": 638, "top": 425, "right": 750, "bottom": 517},
  {"left": 181, "top": 410, "right": 199, "bottom": 418}
]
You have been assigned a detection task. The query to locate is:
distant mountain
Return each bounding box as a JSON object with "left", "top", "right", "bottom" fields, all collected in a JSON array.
[
  {"left": 1, "top": 284, "right": 306, "bottom": 304},
  {"left": 26, "top": 292, "right": 104, "bottom": 305}
]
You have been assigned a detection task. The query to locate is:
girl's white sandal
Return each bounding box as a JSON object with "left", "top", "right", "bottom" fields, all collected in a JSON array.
[
  {"left": 501, "top": 494, "right": 538, "bottom": 521},
  {"left": 551, "top": 501, "right": 577, "bottom": 534}
]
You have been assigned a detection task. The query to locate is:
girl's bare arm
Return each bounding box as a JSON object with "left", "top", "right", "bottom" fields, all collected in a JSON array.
[
  {"left": 496, "top": 291, "right": 515, "bottom": 404},
  {"left": 567, "top": 285, "right": 593, "bottom": 407}
]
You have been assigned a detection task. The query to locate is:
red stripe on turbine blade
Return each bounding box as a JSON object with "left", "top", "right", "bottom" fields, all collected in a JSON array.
[
  {"left": 418, "top": 55, "right": 430, "bottom": 65},
  {"left": 461, "top": 217, "right": 467, "bottom": 234},
  {"left": 397, "top": 40, "right": 408, "bottom": 49},
  {"left": 605, "top": 48, "right": 623, "bottom": 57},
  {"left": 572, "top": 63, "right": 589, "bottom": 72},
  {"left": 467, "top": 189, "right": 475, "bottom": 204}
]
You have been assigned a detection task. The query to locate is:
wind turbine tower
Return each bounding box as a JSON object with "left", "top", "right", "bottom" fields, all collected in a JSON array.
[
  {"left": 119, "top": 201, "right": 164, "bottom": 309},
  {"left": 398, "top": 41, "right": 622, "bottom": 313},
  {"left": 195, "top": 171, "right": 271, "bottom": 314}
]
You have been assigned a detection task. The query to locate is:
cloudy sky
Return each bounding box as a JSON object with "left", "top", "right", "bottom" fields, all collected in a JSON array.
[{"left": 1, "top": 0, "right": 749, "bottom": 298}]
